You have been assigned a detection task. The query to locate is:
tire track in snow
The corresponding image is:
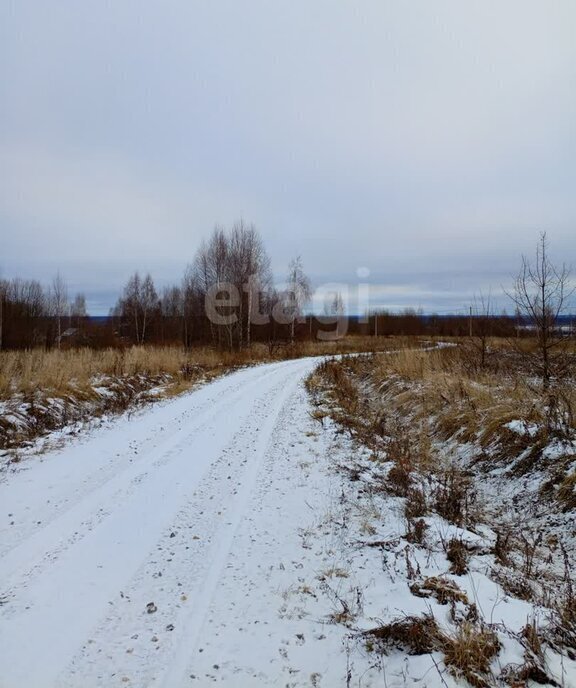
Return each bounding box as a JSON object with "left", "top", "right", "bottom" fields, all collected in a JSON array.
[
  {"left": 0, "top": 362, "right": 283, "bottom": 559},
  {"left": 0, "top": 362, "right": 286, "bottom": 591},
  {"left": 0, "top": 358, "right": 318, "bottom": 688},
  {"left": 157, "top": 370, "right": 304, "bottom": 688},
  {"left": 55, "top": 368, "right": 306, "bottom": 688}
]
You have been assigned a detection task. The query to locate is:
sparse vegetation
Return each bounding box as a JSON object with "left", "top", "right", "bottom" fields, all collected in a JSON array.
[
  {"left": 363, "top": 614, "right": 440, "bottom": 655},
  {"left": 307, "top": 336, "right": 576, "bottom": 685},
  {"left": 441, "top": 622, "right": 501, "bottom": 688},
  {"left": 0, "top": 336, "right": 417, "bottom": 450}
]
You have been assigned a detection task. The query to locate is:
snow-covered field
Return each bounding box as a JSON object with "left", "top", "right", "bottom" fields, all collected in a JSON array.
[
  {"left": 1, "top": 354, "right": 575, "bottom": 688},
  {"left": 0, "top": 357, "right": 365, "bottom": 687}
]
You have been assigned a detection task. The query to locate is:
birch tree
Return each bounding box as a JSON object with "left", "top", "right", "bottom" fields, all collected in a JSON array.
[
  {"left": 285, "top": 256, "right": 311, "bottom": 343},
  {"left": 123, "top": 272, "right": 142, "bottom": 343},
  {"left": 140, "top": 274, "right": 158, "bottom": 344},
  {"left": 508, "top": 232, "right": 574, "bottom": 386},
  {"left": 51, "top": 271, "right": 68, "bottom": 348}
]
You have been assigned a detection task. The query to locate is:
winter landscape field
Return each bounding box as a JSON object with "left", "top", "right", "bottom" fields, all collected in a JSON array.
[
  {"left": 1, "top": 335, "right": 575, "bottom": 687},
  {"left": 2, "top": 1, "right": 576, "bottom": 686}
]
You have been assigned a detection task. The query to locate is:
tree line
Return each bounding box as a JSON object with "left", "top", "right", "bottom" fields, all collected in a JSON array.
[
  {"left": 0, "top": 272, "right": 87, "bottom": 350},
  {"left": 110, "top": 221, "right": 312, "bottom": 350},
  {"left": 0, "top": 228, "right": 573, "bottom": 361}
]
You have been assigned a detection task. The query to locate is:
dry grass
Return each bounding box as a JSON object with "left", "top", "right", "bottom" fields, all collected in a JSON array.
[
  {"left": 0, "top": 336, "right": 416, "bottom": 401},
  {"left": 0, "top": 345, "right": 267, "bottom": 398},
  {"left": 557, "top": 472, "right": 576, "bottom": 511},
  {"left": 363, "top": 614, "right": 440, "bottom": 655},
  {"left": 410, "top": 576, "right": 470, "bottom": 606},
  {"left": 446, "top": 538, "right": 470, "bottom": 576},
  {"left": 0, "top": 345, "right": 270, "bottom": 449},
  {"left": 433, "top": 467, "right": 476, "bottom": 527},
  {"left": 309, "top": 339, "right": 576, "bottom": 680},
  {"left": 0, "top": 336, "right": 418, "bottom": 449},
  {"left": 364, "top": 613, "right": 501, "bottom": 687},
  {"left": 441, "top": 622, "right": 500, "bottom": 688},
  {"left": 405, "top": 517, "right": 428, "bottom": 544},
  {"left": 359, "top": 343, "right": 576, "bottom": 473}
]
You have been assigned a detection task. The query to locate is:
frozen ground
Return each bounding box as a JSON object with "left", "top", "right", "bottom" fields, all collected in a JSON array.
[
  {"left": 0, "top": 357, "right": 362, "bottom": 688},
  {"left": 1, "top": 355, "right": 574, "bottom": 688}
]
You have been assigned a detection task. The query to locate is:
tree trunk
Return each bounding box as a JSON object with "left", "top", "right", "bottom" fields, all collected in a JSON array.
[{"left": 247, "top": 287, "right": 252, "bottom": 348}]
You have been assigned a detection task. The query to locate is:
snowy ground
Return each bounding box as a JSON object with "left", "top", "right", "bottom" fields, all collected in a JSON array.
[
  {"left": 1, "top": 355, "right": 574, "bottom": 688},
  {"left": 0, "top": 357, "right": 361, "bottom": 688}
]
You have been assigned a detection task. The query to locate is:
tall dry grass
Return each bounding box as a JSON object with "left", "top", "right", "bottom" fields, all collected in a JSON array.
[
  {"left": 311, "top": 341, "right": 576, "bottom": 516},
  {"left": 0, "top": 345, "right": 265, "bottom": 398},
  {"left": 0, "top": 336, "right": 416, "bottom": 400},
  {"left": 315, "top": 340, "right": 575, "bottom": 476},
  {"left": 0, "top": 344, "right": 277, "bottom": 448}
]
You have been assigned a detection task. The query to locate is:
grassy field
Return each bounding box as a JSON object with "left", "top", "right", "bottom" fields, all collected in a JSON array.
[
  {"left": 0, "top": 336, "right": 424, "bottom": 399},
  {"left": 0, "top": 336, "right": 418, "bottom": 449},
  {"left": 306, "top": 340, "right": 576, "bottom": 684}
]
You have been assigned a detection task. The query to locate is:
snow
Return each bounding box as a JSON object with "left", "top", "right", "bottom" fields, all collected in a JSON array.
[
  {"left": 1, "top": 355, "right": 575, "bottom": 687},
  {"left": 505, "top": 419, "right": 539, "bottom": 437},
  {"left": 0, "top": 357, "right": 350, "bottom": 687}
]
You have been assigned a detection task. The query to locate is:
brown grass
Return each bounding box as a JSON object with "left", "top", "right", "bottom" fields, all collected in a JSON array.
[
  {"left": 363, "top": 614, "right": 440, "bottom": 655},
  {"left": 326, "top": 343, "right": 575, "bottom": 481},
  {"left": 446, "top": 538, "right": 470, "bottom": 576},
  {"left": 0, "top": 336, "right": 416, "bottom": 401},
  {"left": 441, "top": 622, "right": 500, "bottom": 688},
  {"left": 364, "top": 613, "right": 501, "bottom": 687},
  {"left": 433, "top": 467, "right": 475, "bottom": 527},
  {"left": 410, "top": 576, "right": 470, "bottom": 606},
  {"left": 405, "top": 517, "right": 428, "bottom": 544},
  {"left": 557, "top": 472, "right": 576, "bottom": 511},
  {"left": 0, "top": 346, "right": 244, "bottom": 398},
  {"left": 309, "top": 339, "right": 576, "bottom": 677},
  {"left": 0, "top": 336, "right": 420, "bottom": 449}
]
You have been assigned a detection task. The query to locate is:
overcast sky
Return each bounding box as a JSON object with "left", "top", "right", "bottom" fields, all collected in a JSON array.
[{"left": 1, "top": 1, "right": 575, "bottom": 315}]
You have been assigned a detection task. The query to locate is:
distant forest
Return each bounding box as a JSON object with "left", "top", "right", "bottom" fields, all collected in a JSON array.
[{"left": 1, "top": 224, "right": 573, "bottom": 351}]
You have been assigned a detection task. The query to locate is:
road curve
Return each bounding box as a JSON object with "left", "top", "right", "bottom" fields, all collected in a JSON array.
[{"left": 0, "top": 357, "right": 324, "bottom": 688}]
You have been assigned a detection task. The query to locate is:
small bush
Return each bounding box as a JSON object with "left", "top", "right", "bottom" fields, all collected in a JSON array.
[
  {"left": 441, "top": 622, "right": 500, "bottom": 688},
  {"left": 405, "top": 518, "right": 428, "bottom": 544},
  {"left": 434, "top": 467, "right": 475, "bottom": 527},
  {"left": 405, "top": 486, "right": 427, "bottom": 518},
  {"left": 557, "top": 472, "right": 576, "bottom": 511},
  {"left": 446, "top": 538, "right": 470, "bottom": 576},
  {"left": 363, "top": 614, "right": 440, "bottom": 655},
  {"left": 386, "top": 461, "right": 412, "bottom": 496}
]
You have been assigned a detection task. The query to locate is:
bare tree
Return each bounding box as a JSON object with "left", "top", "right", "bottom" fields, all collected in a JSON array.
[
  {"left": 182, "top": 265, "right": 204, "bottom": 348},
  {"left": 318, "top": 290, "right": 347, "bottom": 340},
  {"left": 0, "top": 277, "right": 5, "bottom": 351},
  {"left": 160, "top": 285, "right": 183, "bottom": 343},
  {"left": 0, "top": 277, "right": 58, "bottom": 349},
  {"left": 229, "top": 220, "right": 271, "bottom": 348},
  {"left": 508, "top": 232, "right": 574, "bottom": 387},
  {"left": 196, "top": 226, "right": 235, "bottom": 349},
  {"left": 470, "top": 292, "right": 493, "bottom": 369},
  {"left": 190, "top": 222, "right": 271, "bottom": 350},
  {"left": 140, "top": 274, "right": 158, "bottom": 344},
  {"left": 285, "top": 256, "right": 311, "bottom": 343},
  {"left": 115, "top": 272, "right": 159, "bottom": 344},
  {"left": 51, "top": 271, "right": 69, "bottom": 348},
  {"left": 324, "top": 291, "right": 345, "bottom": 317},
  {"left": 71, "top": 293, "right": 87, "bottom": 320},
  {"left": 122, "top": 272, "right": 142, "bottom": 343}
]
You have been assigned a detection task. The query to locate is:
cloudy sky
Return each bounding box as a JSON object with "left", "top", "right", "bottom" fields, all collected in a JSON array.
[{"left": 1, "top": 1, "right": 575, "bottom": 314}]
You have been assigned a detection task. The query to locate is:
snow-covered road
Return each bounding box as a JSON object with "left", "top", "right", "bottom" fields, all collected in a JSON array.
[{"left": 0, "top": 357, "right": 346, "bottom": 688}]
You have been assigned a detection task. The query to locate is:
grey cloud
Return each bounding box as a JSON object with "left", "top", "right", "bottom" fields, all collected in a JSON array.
[{"left": 1, "top": 1, "right": 575, "bottom": 314}]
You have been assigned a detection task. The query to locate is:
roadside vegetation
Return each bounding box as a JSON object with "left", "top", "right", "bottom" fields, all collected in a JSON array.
[
  {"left": 0, "top": 336, "right": 414, "bottom": 452},
  {"left": 306, "top": 339, "right": 576, "bottom": 686}
]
